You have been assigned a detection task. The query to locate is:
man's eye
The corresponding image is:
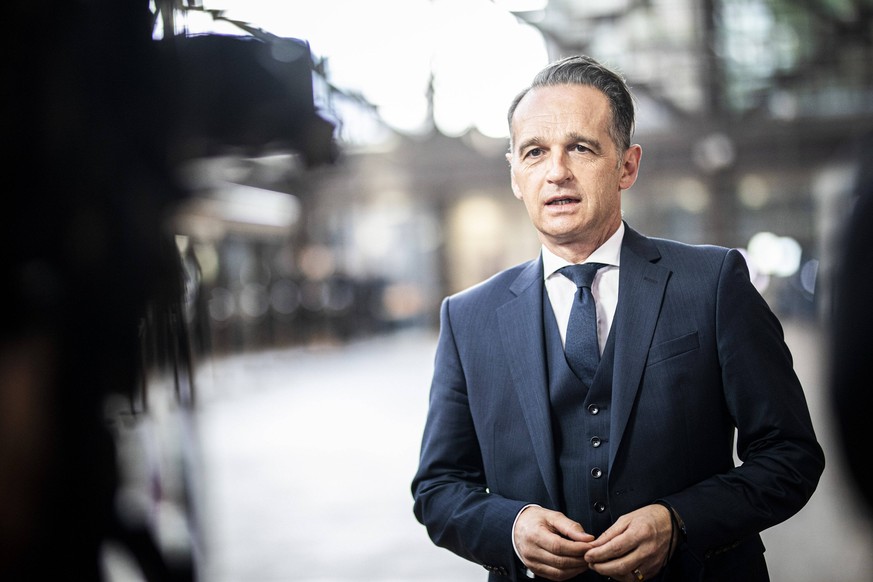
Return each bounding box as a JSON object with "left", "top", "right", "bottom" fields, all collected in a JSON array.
[
  {"left": 526, "top": 148, "right": 543, "bottom": 158},
  {"left": 573, "top": 144, "right": 591, "bottom": 153}
]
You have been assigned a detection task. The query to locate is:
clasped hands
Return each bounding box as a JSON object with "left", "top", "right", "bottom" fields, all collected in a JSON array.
[{"left": 513, "top": 504, "right": 675, "bottom": 581}]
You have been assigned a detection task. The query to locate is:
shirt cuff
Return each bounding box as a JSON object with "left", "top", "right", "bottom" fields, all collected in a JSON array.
[{"left": 512, "top": 504, "right": 541, "bottom": 579}]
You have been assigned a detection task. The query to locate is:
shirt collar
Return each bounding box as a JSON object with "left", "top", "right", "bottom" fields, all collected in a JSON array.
[{"left": 542, "top": 222, "right": 625, "bottom": 280}]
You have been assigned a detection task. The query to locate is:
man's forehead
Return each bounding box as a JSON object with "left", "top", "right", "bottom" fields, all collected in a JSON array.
[
  {"left": 515, "top": 84, "right": 609, "bottom": 113},
  {"left": 511, "top": 85, "right": 612, "bottom": 145}
]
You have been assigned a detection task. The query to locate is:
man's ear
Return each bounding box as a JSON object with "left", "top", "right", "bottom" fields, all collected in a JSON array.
[
  {"left": 619, "top": 144, "right": 642, "bottom": 190},
  {"left": 508, "top": 166, "right": 524, "bottom": 201},
  {"left": 510, "top": 178, "right": 523, "bottom": 201},
  {"left": 506, "top": 151, "right": 524, "bottom": 200}
]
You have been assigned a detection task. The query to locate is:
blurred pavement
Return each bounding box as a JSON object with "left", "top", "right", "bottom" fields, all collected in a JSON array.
[{"left": 192, "top": 322, "right": 873, "bottom": 582}]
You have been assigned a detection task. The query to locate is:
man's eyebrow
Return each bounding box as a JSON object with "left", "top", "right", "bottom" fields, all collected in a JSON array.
[
  {"left": 567, "top": 132, "right": 603, "bottom": 151},
  {"left": 515, "top": 132, "right": 604, "bottom": 155},
  {"left": 516, "top": 136, "right": 543, "bottom": 155}
]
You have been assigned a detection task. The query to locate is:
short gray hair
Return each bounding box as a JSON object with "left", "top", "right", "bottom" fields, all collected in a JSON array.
[{"left": 507, "top": 55, "right": 635, "bottom": 153}]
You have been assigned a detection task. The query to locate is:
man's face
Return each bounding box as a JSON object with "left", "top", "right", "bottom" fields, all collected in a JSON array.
[{"left": 506, "top": 84, "right": 641, "bottom": 261}]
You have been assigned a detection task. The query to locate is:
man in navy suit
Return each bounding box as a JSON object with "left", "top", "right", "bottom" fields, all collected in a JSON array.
[{"left": 411, "top": 55, "right": 824, "bottom": 581}]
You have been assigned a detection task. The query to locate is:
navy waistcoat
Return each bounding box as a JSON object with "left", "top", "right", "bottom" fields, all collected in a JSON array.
[{"left": 543, "top": 285, "right": 616, "bottom": 537}]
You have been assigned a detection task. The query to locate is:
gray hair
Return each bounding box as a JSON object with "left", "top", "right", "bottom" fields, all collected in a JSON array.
[{"left": 507, "top": 55, "right": 635, "bottom": 153}]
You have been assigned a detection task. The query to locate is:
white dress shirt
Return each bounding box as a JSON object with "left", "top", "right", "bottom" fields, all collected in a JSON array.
[{"left": 542, "top": 222, "right": 624, "bottom": 354}]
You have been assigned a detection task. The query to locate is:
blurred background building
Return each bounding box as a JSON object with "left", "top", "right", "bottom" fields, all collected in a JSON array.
[
  {"left": 3, "top": 0, "right": 873, "bottom": 580},
  {"left": 169, "top": 0, "right": 873, "bottom": 355}
]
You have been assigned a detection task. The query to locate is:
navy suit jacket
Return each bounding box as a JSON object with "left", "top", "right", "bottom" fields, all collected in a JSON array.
[{"left": 412, "top": 224, "right": 824, "bottom": 581}]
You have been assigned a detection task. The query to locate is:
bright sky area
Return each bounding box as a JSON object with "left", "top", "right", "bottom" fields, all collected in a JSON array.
[{"left": 173, "top": 0, "right": 550, "bottom": 139}]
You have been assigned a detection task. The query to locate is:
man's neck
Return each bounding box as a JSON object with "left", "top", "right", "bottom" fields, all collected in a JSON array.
[{"left": 542, "top": 221, "right": 623, "bottom": 264}]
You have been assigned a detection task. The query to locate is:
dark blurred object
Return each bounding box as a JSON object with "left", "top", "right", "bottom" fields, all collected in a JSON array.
[
  {"left": 0, "top": 1, "right": 335, "bottom": 580},
  {"left": 830, "top": 131, "right": 873, "bottom": 517},
  {"left": 1, "top": 1, "right": 176, "bottom": 579},
  {"left": 169, "top": 33, "right": 338, "bottom": 166}
]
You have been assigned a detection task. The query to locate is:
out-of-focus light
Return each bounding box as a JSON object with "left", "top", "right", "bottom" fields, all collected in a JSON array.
[
  {"left": 208, "top": 288, "right": 236, "bottom": 322},
  {"left": 738, "top": 174, "right": 771, "bottom": 209},
  {"left": 768, "top": 90, "right": 799, "bottom": 120},
  {"left": 737, "top": 247, "right": 770, "bottom": 293},
  {"left": 377, "top": 94, "right": 431, "bottom": 135},
  {"left": 214, "top": 185, "right": 301, "bottom": 230},
  {"left": 299, "top": 245, "right": 336, "bottom": 281},
  {"left": 382, "top": 283, "right": 425, "bottom": 320},
  {"left": 674, "top": 177, "right": 710, "bottom": 213},
  {"left": 747, "top": 231, "right": 802, "bottom": 277},
  {"left": 800, "top": 259, "right": 819, "bottom": 295},
  {"left": 692, "top": 132, "right": 735, "bottom": 172},
  {"left": 240, "top": 283, "right": 270, "bottom": 318},
  {"left": 451, "top": 195, "right": 504, "bottom": 244},
  {"left": 492, "top": 0, "right": 548, "bottom": 11},
  {"left": 433, "top": 97, "right": 471, "bottom": 138}
]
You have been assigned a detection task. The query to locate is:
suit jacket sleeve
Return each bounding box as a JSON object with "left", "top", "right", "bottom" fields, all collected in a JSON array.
[
  {"left": 659, "top": 248, "right": 825, "bottom": 562},
  {"left": 412, "top": 295, "right": 528, "bottom": 576}
]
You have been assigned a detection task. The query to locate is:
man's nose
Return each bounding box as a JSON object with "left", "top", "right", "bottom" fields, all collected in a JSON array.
[{"left": 546, "top": 151, "right": 572, "bottom": 183}]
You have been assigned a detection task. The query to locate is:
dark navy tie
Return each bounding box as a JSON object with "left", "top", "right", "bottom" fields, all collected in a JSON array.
[{"left": 560, "top": 263, "right": 607, "bottom": 386}]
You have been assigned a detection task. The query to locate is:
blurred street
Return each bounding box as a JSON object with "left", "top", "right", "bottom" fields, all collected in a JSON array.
[{"left": 189, "top": 321, "right": 873, "bottom": 582}]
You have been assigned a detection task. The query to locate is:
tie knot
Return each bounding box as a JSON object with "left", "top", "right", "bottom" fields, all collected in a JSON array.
[{"left": 560, "top": 263, "right": 607, "bottom": 288}]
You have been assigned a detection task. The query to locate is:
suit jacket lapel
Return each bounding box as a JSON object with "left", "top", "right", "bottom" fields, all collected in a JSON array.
[
  {"left": 497, "top": 258, "right": 560, "bottom": 508},
  {"left": 609, "top": 226, "right": 671, "bottom": 469}
]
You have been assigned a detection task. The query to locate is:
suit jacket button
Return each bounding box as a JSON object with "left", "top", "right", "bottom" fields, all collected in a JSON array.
[
  {"left": 591, "top": 467, "right": 603, "bottom": 478},
  {"left": 588, "top": 404, "right": 600, "bottom": 415},
  {"left": 590, "top": 436, "right": 602, "bottom": 448},
  {"left": 593, "top": 502, "right": 607, "bottom": 513}
]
